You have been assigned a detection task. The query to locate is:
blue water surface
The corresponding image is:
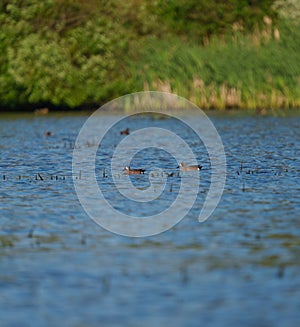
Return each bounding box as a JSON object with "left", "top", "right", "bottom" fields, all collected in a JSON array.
[{"left": 0, "top": 112, "right": 300, "bottom": 327}]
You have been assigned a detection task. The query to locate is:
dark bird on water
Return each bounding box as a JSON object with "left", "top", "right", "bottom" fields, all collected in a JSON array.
[
  {"left": 124, "top": 166, "right": 145, "bottom": 175},
  {"left": 120, "top": 128, "right": 130, "bottom": 135}
]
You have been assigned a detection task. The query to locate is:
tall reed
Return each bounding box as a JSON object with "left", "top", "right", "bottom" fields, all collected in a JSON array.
[{"left": 128, "top": 19, "right": 300, "bottom": 111}]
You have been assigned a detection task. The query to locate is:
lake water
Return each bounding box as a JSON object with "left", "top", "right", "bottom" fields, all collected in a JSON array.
[{"left": 0, "top": 112, "right": 300, "bottom": 327}]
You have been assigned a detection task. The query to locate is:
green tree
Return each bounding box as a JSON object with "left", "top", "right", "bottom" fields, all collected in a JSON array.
[{"left": 0, "top": 0, "right": 128, "bottom": 108}]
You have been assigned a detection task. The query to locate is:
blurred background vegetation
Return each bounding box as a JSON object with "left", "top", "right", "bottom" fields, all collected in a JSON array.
[{"left": 0, "top": 0, "right": 299, "bottom": 111}]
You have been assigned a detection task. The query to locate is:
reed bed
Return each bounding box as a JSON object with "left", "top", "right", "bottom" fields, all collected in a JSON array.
[{"left": 129, "top": 20, "right": 300, "bottom": 111}]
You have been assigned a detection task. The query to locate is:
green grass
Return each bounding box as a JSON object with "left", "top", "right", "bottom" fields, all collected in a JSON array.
[{"left": 128, "top": 21, "right": 300, "bottom": 111}]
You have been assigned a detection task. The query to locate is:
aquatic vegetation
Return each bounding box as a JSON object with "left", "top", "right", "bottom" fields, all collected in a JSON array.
[
  {"left": 0, "top": 235, "right": 17, "bottom": 247},
  {"left": 131, "top": 20, "right": 300, "bottom": 111}
]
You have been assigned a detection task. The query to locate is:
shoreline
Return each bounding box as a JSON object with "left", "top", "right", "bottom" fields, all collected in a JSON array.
[{"left": 1, "top": 106, "right": 300, "bottom": 117}]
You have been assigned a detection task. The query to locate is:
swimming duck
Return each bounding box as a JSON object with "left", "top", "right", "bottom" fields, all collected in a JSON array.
[
  {"left": 178, "top": 162, "right": 202, "bottom": 171},
  {"left": 124, "top": 166, "right": 145, "bottom": 175},
  {"left": 120, "top": 128, "right": 130, "bottom": 135}
]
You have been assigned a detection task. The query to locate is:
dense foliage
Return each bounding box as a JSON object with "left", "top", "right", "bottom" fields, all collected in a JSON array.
[
  {"left": 154, "top": 0, "right": 277, "bottom": 40},
  {"left": 0, "top": 0, "right": 299, "bottom": 110},
  {"left": 0, "top": 0, "right": 129, "bottom": 108}
]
